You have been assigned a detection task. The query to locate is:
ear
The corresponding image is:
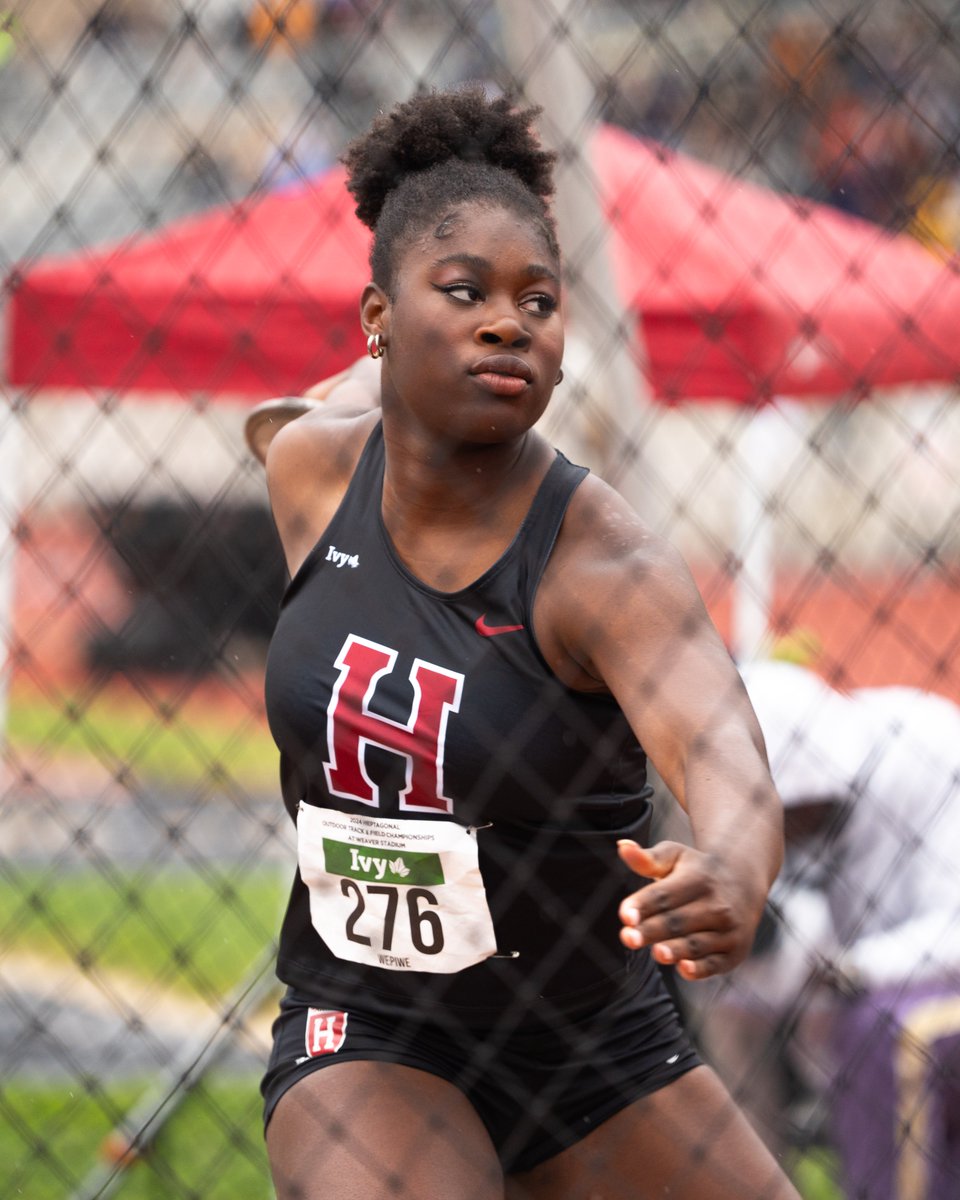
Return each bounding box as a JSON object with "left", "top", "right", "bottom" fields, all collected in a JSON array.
[{"left": 360, "top": 283, "right": 389, "bottom": 340}]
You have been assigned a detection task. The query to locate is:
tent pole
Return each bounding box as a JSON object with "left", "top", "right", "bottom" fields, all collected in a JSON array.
[
  {"left": 495, "top": 0, "right": 652, "bottom": 509},
  {"left": 732, "top": 401, "right": 800, "bottom": 663}
]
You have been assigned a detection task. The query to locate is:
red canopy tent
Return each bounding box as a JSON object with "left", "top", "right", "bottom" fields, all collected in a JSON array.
[{"left": 8, "top": 123, "right": 960, "bottom": 401}]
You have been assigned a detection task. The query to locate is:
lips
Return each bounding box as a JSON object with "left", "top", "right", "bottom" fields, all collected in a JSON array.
[
  {"left": 468, "top": 355, "right": 534, "bottom": 384},
  {"left": 468, "top": 355, "right": 534, "bottom": 398}
]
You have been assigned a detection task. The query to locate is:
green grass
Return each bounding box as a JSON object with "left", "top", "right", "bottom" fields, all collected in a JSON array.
[
  {"left": 3, "top": 687, "right": 285, "bottom": 1194},
  {"left": 0, "top": 865, "right": 287, "bottom": 996},
  {"left": 0, "top": 867, "right": 284, "bottom": 1194},
  {"left": 6, "top": 681, "right": 279, "bottom": 793},
  {"left": 1, "top": 1074, "right": 271, "bottom": 1200}
]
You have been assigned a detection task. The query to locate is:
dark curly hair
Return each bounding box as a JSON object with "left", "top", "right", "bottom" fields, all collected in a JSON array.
[{"left": 342, "top": 88, "right": 559, "bottom": 291}]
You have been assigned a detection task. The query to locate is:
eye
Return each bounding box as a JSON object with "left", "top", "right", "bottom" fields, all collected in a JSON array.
[
  {"left": 520, "top": 293, "right": 559, "bottom": 317},
  {"left": 437, "top": 282, "right": 484, "bottom": 304}
]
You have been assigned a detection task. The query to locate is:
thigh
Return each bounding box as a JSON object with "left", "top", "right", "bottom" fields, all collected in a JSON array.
[
  {"left": 266, "top": 1059, "right": 505, "bottom": 1200},
  {"left": 505, "top": 1065, "right": 801, "bottom": 1200}
]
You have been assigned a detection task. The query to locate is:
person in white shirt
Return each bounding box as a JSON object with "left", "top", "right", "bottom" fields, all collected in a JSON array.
[{"left": 714, "top": 659, "right": 960, "bottom": 1200}]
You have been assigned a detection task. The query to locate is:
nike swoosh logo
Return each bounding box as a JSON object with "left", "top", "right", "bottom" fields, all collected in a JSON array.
[{"left": 475, "top": 614, "right": 525, "bottom": 637}]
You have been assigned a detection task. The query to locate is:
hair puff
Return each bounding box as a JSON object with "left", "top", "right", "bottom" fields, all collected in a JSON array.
[{"left": 343, "top": 88, "right": 556, "bottom": 231}]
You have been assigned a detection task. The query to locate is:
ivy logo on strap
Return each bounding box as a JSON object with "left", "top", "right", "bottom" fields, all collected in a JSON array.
[{"left": 323, "top": 838, "right": 445, "bottom": 886}]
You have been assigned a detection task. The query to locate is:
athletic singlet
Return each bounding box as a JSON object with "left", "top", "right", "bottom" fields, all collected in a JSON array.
[{"left": 264, "top": 422, "right": 656, "bottom": 1016}]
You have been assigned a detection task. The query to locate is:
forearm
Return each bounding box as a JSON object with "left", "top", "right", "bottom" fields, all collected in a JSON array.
[{"left": 681, "top": 734, "right": 784, "bottom": 904}]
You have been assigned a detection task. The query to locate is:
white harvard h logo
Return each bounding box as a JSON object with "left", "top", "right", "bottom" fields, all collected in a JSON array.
[
  {"left": 324, "top": 634, "right": 464, "bottom": 813},
  {"left": 326, "top": 544, "right": 359, "bottom": 569},
  {"left": 304, "top": 1009, "right": 348, "bottom": 1057}
]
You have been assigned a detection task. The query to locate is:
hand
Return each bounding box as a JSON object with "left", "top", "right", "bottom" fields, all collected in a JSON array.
[
  {"left": 244, "top": 396, "right": 323, "bottom": 465},
  {"left": 616, "top": 839, "right": 764, "bottom": 981}
]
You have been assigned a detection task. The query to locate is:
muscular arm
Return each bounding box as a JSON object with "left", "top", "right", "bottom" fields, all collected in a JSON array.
[{"left": 543, "top": 477, "right": 783, "bottom": 980}]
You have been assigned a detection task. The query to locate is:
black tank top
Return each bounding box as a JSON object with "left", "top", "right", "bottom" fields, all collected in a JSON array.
[{"left": 265, "top": 422, "right": 656, "bottom": 1016}]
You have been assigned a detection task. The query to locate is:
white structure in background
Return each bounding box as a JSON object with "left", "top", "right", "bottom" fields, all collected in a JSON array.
[{"left": 0, "top": 399, "right": 23, "bottom": 740}]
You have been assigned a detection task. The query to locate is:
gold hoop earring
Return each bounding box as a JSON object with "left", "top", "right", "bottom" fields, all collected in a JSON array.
[{"left": 367, "top": 333, "right": 385, "bottom": 360}]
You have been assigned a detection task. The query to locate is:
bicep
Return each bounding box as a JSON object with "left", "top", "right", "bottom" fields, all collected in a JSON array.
[{"left": 572, "top": 540, "right": 764, "bottom": 806}]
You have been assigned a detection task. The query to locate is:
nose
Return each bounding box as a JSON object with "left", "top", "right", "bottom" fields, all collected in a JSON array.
[{"left": 477, "top": 313, "right": 531, "bottom": 350}]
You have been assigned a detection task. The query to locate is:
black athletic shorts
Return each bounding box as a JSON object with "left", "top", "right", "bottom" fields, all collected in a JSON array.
[{"left": 261, "top": 971, "right": 700, "bottom": 1174}]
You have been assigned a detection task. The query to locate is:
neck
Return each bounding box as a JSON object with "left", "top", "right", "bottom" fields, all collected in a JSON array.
[{"left": 380, "top": 422, "right": 540, "bottom": 527}]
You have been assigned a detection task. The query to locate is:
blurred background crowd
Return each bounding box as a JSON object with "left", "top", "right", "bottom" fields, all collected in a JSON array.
[{"left": 4, "top": 0, "right": 960, "bottom": 266}]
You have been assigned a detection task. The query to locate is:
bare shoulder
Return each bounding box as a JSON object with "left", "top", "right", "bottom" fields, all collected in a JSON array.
[
  {"left": 266, "top": 404, "right": 378, "bottom": 488},
  {"left": 538, "top": 472, "right": 720, "bottom": 688},
  {"left": 556, "top": 473, "right": 696, "bottom": 606},
  {"left": 266, "top": 409, "right": 380, "bottom": 576}
]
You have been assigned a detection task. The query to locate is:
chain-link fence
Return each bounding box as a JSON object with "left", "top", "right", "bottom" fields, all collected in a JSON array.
[{"left": 1, "top": 1, "right": 958, "bottom": 1197}]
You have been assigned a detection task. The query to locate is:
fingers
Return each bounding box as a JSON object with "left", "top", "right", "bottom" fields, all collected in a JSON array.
[
  {"left": 617, "top": 840, "right": 753, "bottom": 978},
  {"left": 617, "top": 838, "right": 683, "bottom": 881},
  {"left": 616, "top": 840, "right": 710, "bottom": 933},
  {"left": 633, "top": 922, "right": 738, "bottom": 973},
  {"left": 675, "top": 951, "right": 732, "bottom": 981},
  {"left": 618, "top": 931, "right": 742, "bottom": 980},
  {"left": 617, "top": 901, "right": 738, "bottom": 971}
]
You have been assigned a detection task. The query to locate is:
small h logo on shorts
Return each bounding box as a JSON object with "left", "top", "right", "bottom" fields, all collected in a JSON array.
[{"left": 305, "top": 1009, "right": 348, "bottom": 1057}]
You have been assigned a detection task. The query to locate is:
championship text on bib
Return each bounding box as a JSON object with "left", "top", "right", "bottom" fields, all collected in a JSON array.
[{"left": 298, "top": 805, "right": 498, "bottom": 973}]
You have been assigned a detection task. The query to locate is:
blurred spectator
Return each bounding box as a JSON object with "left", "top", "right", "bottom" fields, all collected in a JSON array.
[
  {"left": 246, "top": 0, "right": 376, "bottom": 49},
  {"left": 910, "top": 172, "right": 960, "bottom": 254},
  {"left": 702, "top": 660, "right": 960, "bottom": 1200},
  {"left": 603, "top": 5, "right": 960, "bottom": 245},
  {"left": 807, "top": 90, "right": 927, "bottom": 228},
  {"left": 247, "top": 0, "right": 319, "bottom": 50}
]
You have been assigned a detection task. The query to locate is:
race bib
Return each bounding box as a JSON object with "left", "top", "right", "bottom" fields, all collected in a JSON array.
[{"left": 297, "top": 804, "right": 498, "bottom": 973}]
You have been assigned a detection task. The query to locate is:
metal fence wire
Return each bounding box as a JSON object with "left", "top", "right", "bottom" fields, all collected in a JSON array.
[{"left": 1, "top": 1, "right": 959, "bottom": 1197}]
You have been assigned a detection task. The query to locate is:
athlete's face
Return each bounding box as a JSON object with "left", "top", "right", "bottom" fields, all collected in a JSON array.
[{"left": 369, "top": 202, "right": 564, "bottom": 445}]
